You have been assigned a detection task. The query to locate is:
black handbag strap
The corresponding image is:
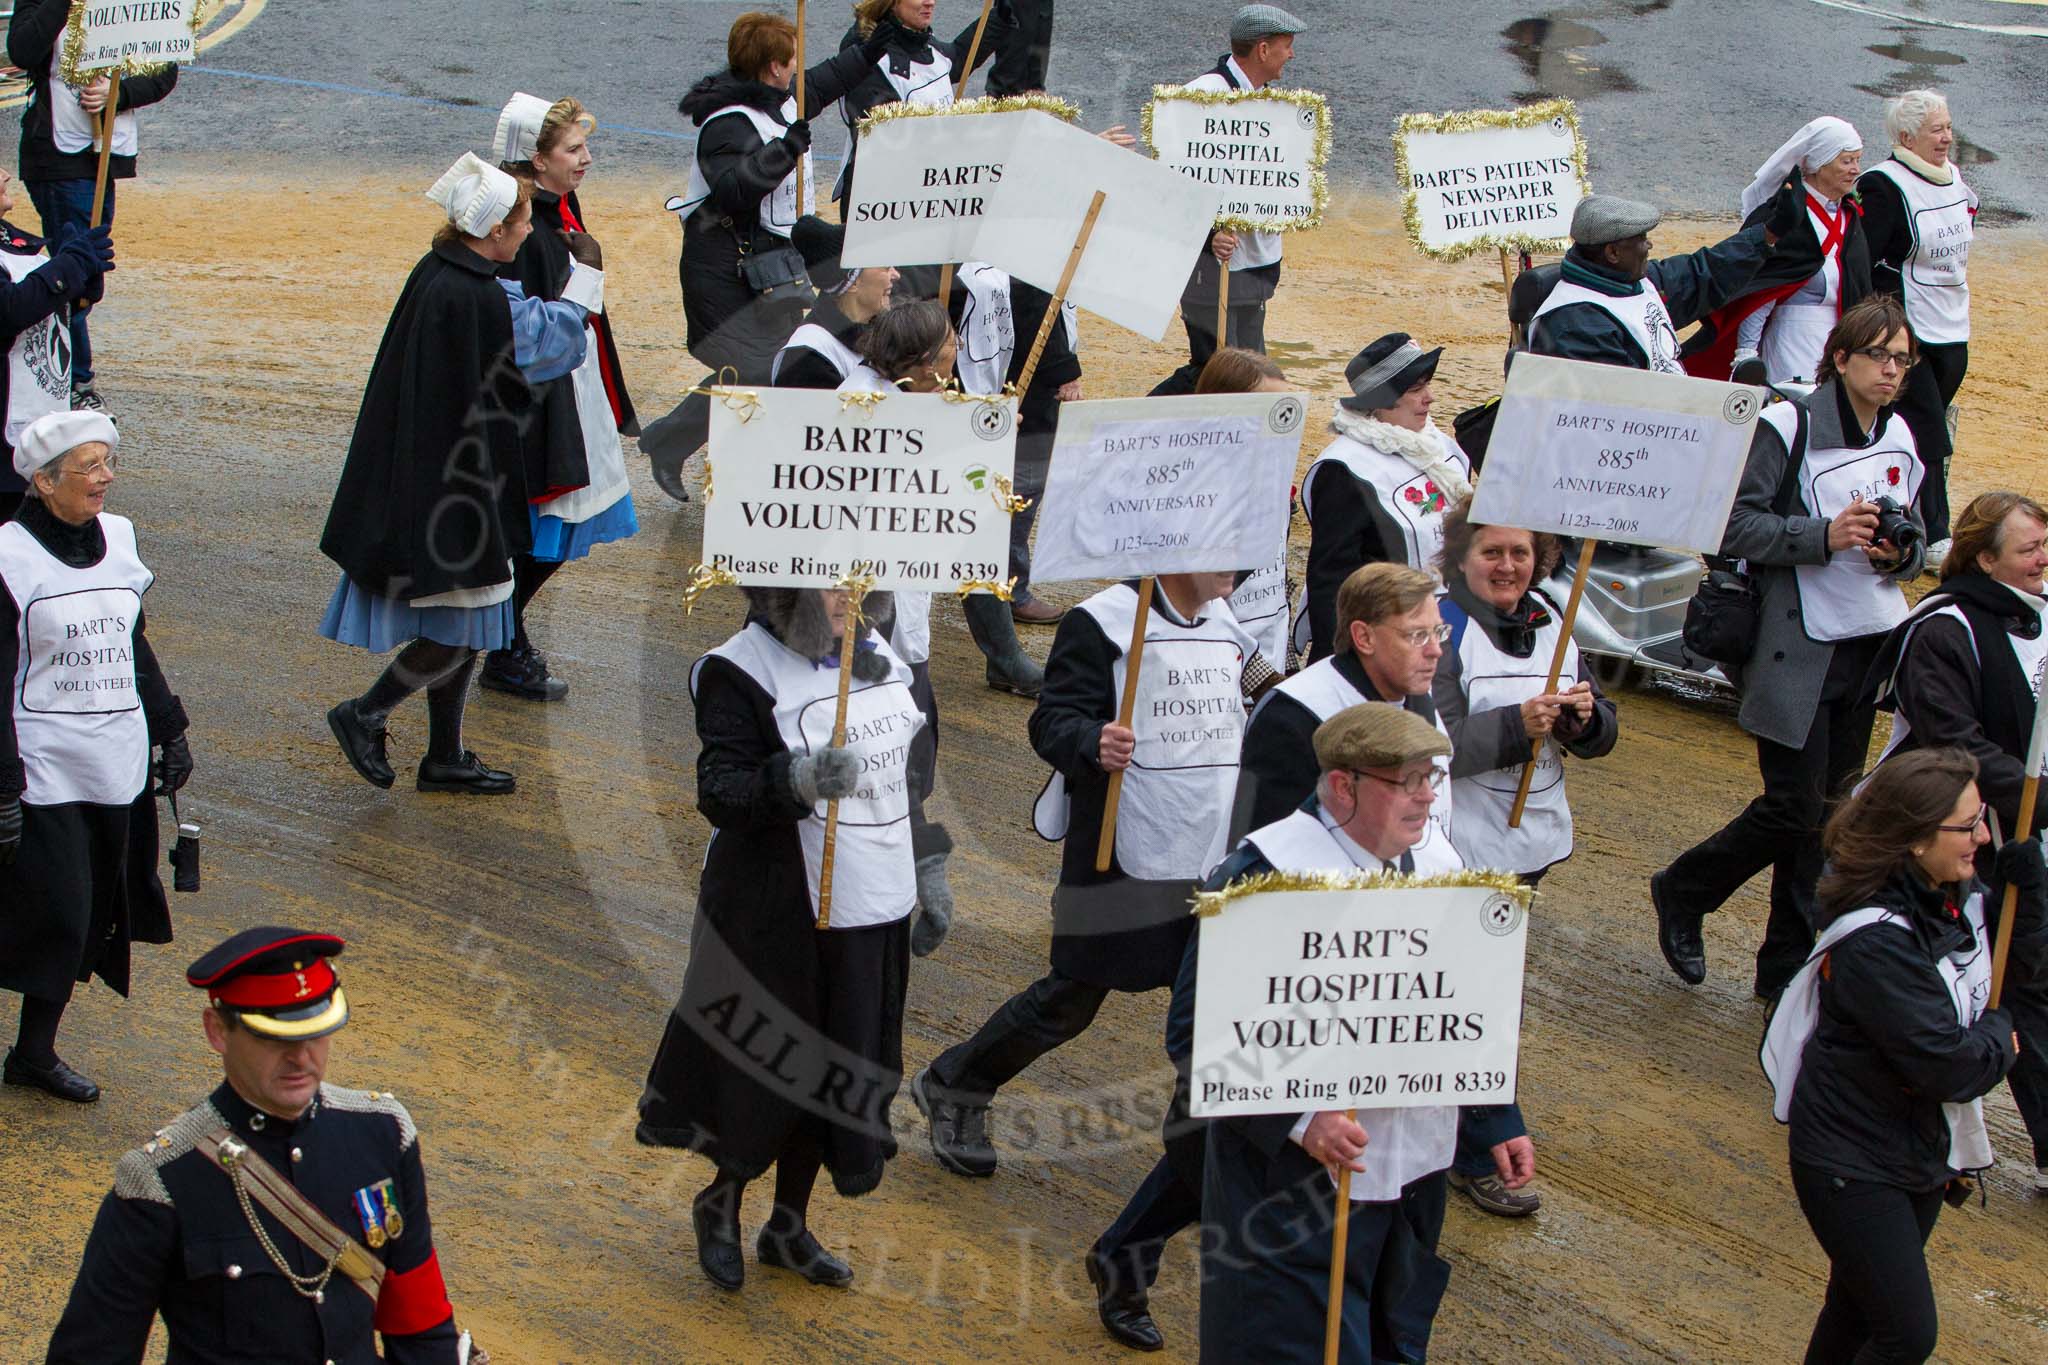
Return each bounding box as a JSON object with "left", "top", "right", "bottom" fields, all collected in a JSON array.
[{"left": 1768, "top": 401, "right": 1810, "bottom": 517}]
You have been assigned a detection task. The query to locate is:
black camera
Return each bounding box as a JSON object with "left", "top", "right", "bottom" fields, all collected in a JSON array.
[
  {"left": 1871, "top": 496, "right": 1922, "bottom": 557},
  {"left": 169, "top": 821, "right": 200, "bottom": 893}
]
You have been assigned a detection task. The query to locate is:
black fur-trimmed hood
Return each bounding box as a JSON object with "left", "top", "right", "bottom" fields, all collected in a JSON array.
[{"left": 743, "top": 587, "right": 896, "bottom": 681}]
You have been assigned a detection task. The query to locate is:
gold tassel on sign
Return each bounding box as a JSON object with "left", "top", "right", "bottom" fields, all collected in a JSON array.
[
  {"left": 954, "top": 577, "right": 1017, "bottom": 602},
  {"left": 1142, "top": 85, "right": 1334, "bottom": 234},
  {"left": 856, "top": 92, "right": 1079, "bottom": 136},
  {"left": 1192, "top": 868, "right": 1534, "bottom": 918},
  {"left": 677, "top": 564, "right": 740, "bottom": 615}
]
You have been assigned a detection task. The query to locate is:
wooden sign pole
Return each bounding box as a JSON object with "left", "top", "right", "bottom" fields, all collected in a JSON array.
[
  {"left": 1508, "top": 536, "right": 1598, "bottom": 827},
  {"left": 952, "top": 0, "right": 996, "bottom": 100},
  {"left": 794, "top": 0, "right": 808, "bottom": 219},
  {"left": 1498, "top": 247, "right": 1520, "bottom": 348},
  {"left": 1214, "top": 252, "right": 1231, "bottom": 356},
  {"left": 89, "top": 95, "right": 118, "bottom": 229},
  {"left": 1012, "top": 189, "right": 1104, "bottom": 396},
  {"left": 1094, "top": 575, "right": 1154, "bottom": 872},
  {"left": 1990, "top": 677, "right": 2048, "bottom": 1007},
  {"left": 815, "top": 582, "right": 868, "bottom": 928},
  {"left": 1321, "top": 1118, "right": 1357, "bottom": 1365}
]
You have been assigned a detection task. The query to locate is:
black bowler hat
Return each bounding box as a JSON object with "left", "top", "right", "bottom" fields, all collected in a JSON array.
[
  {"left": 791, "top": 215, "right": 851, "bottom": 291},
  {"left": 1341, "top": 332, "right": 1443, "bottom": 413},
  {"left": 187, "top": 928, "right": 350, "bottom": 1042}
]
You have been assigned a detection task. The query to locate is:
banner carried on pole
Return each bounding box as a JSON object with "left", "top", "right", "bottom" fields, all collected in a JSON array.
[
  {"left": 1394, "top": 99, "right": 1589, "bottom": 261},
  {"left": 1144, "top": 85, "right": 1332, "bottom": 234},
  {"left": 1030, "top": 392, "right": 1303, "bottom": 582},
  {"left": 701, "top": 387, "right": 1018, "bottom": 595}
]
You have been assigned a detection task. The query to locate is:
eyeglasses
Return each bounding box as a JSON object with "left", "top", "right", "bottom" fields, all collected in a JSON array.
[
  {"left": 1851, "top": 346, "right": 1917, "bottom": 372},
  {"left": 1936, "top": 805, "right": 1989, "bottom": 835},
  {"left": 1385, "top": 623, "right": 1454, "bottom": 648},
  {"left": 60, "top": 454, "right": 117, "bottom": 479},
  {"left": 1350, "top": 766, "right": 1447, "bottom": 797}
]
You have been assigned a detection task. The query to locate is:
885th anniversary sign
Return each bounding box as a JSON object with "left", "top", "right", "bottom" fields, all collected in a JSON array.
[{"left": 702, "top": 388, "right": 1017, "bottom": 593}]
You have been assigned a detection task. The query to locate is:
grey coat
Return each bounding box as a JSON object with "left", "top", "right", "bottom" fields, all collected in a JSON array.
[{"left": 1723, "top": 380, "right": 1925, "bottom": 749}]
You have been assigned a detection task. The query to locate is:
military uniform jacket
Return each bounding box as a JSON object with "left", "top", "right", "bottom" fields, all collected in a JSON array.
[{"left": 47, "top": 1082, "right": 459, "bottom": 1365}]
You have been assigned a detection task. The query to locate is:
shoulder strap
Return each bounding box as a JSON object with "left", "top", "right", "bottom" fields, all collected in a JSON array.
[
  {"left": 197, "top": 1128, "right": 385, "bottom": 1305},
  {"left": 1769, "top": 401, "right": 1810, "bottom": 517}
]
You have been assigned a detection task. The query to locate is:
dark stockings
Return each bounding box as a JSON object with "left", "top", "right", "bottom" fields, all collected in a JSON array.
[
  {"left": 357, "top": 640, "right": 477, "bottom": 759},
  {"left": 510, "top": 556, "right": 562, "bottom": 653},
  {"left": 424, "top": 656, "right": 478, "bottom": 762},
  {"left": 15, "top": 992, "right": 69, "bottom": 1067},
  {"left": 696, "top": 1145, "right": 823, "bottom": 1239}
]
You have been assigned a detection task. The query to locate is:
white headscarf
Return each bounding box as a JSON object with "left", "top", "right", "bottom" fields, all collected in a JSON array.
[
  {"left": 427, "top": 152, "right": 519, "bottom": 237},
  {"left": 1741, "top": 116, "right": 1863, "bottom": 217},
  {"left": 492, "top": 92, "right": 552, "bottom": 165}
]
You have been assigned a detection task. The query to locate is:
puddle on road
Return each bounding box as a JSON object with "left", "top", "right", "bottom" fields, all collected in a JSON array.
[
  {"left": 1867, "top": 40, "right": 1966, "bottom": 66},
  {"left": 1266, "top": 339, "right": 1351, "bottom": 373},
  {"left": 1502, "top": 16, "right": 1642, "bottom": 103}
]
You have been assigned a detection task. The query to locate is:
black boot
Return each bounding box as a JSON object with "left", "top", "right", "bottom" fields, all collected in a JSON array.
[
  {"left": 963, "top": 594, "right": 1043, "bottom": 698},
  {"left": 756, "top": 1221, "right": 853, "bottom": 1287},
  {"left": 691, "top": 1180, "right": 745, "bottom": 1291},
  {"left": 326, "top": 699, "right": 395, "bottom": 789},
  {"left": 1085, "top": 1247, "right": 1164, "bottom": 1351}
]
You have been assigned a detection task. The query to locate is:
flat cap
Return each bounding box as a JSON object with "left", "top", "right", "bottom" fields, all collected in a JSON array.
[
  {"left": 1230, "top": 3, "right": 1307, "bottom": 42},
  {"left": 188, "top": 927, "right": 350, "bottom": 1042},
  {"left": 1570, "top": 193, "right": 1662, "bottom": 247},
  {"left": 1313, "top": 703, "right": 1451, "bottom": 773}
]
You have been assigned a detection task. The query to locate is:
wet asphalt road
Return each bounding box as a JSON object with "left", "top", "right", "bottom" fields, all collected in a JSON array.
[{"left": 73, "top": 0, "right": 2048, "bottom": 221}]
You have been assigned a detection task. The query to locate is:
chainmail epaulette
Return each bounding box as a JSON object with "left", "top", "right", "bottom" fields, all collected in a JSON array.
[
  {"left": 320, "top": 1084, "right": 418, "bottom": 1152},
  {"left": 113, "top": 1099, "right": 229, "bottom": 1205}
]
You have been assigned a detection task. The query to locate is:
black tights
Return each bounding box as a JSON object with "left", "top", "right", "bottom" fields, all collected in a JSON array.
[
  {"left": 358, "top": 640, "right": 478, "bottom": 761},
  {"left": 14, "top": 992, "right": 69, "bottom": 1066},
  {"left": 509, "top": 556, "right": 562, "bottom": 653},
  {"left": 696, "top": 1144, "right": 824, "bottom": 1235}
]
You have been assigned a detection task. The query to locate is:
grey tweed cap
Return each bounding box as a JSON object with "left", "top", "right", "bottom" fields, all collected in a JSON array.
[
  {"left": 1570, "top": 194, "right": 1663, "bottom": 246},
  {"left": 1230, "top": 3, "right": 1307, "bottom": 41}
]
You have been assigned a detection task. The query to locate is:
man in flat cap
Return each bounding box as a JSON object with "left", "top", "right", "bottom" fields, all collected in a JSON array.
[
  {"left": 1103, "top": 704, "right": 1534, "bottom": 1360},
  {"left": 1148, "top": 4, "right": 1308, "bottom": 396},
  {"left": 1526, "top": 180, "right": 1806, "bottom": 373},
  {"left": 45, "top": 927, "right": 482, "bottom": 1364}
]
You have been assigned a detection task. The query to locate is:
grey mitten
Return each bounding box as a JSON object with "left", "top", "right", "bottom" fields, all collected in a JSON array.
[
  {"left": 789, "top": 746, "right": 859, "bottom": 805},
  {"left": 910, "top": 822, "right": 955, "bottom": 956}
]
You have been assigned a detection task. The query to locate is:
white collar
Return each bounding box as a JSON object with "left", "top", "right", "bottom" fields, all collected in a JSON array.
[{"left": 1226, "top": 56, "right": 1263, "bottom": 90}]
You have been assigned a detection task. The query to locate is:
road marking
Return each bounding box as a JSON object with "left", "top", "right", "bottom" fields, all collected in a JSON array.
[
  {"left": 1807, "top": 0, "right": 2048, "bottom": 35},
  {"left": 0, "top": 0, "right": 271, "bottom": 110}
]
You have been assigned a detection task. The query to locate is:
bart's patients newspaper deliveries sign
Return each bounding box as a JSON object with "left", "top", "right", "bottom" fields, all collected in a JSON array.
[
  {"left": 1190, "top": 884, "right": 1530, "bottom": 1119},
  {"left": 1146, "top": 88, "right": 1329, "bottom": 233},
  {"left": 1395, "top": 101, "right": 1589, "bottom": 261},
  {"left": 1030, "top": 392, "right": 1303, "bottom": 582},
  {"left": 702, "top": 388, "right": 1016, "bottom": 594},
  {"left": 1470, "top": 353, "right": 1760, "bottom": 556},
  {"left": 64, "top": 0, "right": 203, "bottom": 78}
]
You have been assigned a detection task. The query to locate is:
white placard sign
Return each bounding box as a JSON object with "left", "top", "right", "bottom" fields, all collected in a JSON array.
[
  {"left": 1146, "top": 88, "right": 1329, "bottom": 233},
  {"left": 62, "top": 0, "right": 204, "bottom": 78},
  {"left": 1030, "top": 392, "right": 1304, "bottom": 582},
  {"left": 1471, "top": 353, "right": 1762, "bottom": 555},
  {"left": 1189, "top": 884, "right": 1531, "bottom": 1119},
  {"left": 702, "top": 388, "right": 1017, "bottom": 593},
  {"left": 841, "top": 110, "right": 1045, "bottom": 270},
  {"left": 972, "top": 117, "right": 1226, "bottom": 341},
  {"left": 1394, "top": 100, "right": 1589, "bottom": 261}
]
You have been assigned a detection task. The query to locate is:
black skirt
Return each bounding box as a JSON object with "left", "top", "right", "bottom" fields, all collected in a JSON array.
[{"left": 0, "top": 793, "right": 172, "bottom": 1000}]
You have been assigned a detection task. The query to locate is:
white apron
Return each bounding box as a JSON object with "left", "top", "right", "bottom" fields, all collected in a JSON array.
[
  {"left": 772, "top": 322, "right": 863, "bottom": 385},
  {"left": 542, "top": 319, "right": 631, "bottom": 525},
  {"left": 1261, "top": 656, "right": 1456, "bottom": 846},
  {"left": 1866, "top": 158, "right": 1976, "bottom": 345},
  {"left": 49, "top": 52, "right": 137, "bottom": 158},
  {"left": 1531, "top": 276, "right": 1684, "bottom": 374},
  {"left": 696, "top": 624, "right": 924, "bottom": 928},
  {"left": 0, "top": 242, "right": 72, "bottom": 447},
  {"left": 955, "top": 262, "right": 1014, "bottom": 396},
  {"left": 1229, "top": 548, "right": 1291, "bottom": 669},
  {"left": 674, "top": 101, "right": 815, "bottom": 238},
  {"left": 1441, "top": 592, "right": 1573, "bottom": 875},
  {"left": 0, "top": 513, "right": 152, "bottom": 807},
  {"left": 1032, "top": 585, "right": 1251, "bottom": 880},
  {"left": 1763, "top": 402, "right": 1923, "bottom": 642}
]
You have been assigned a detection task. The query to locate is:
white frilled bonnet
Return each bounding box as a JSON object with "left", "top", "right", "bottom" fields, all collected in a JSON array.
[
  {"left": 492, "top": 92, "right": 552, "bottom": 165},
  {"left": 427, "top": 152, "right": 520, "bottom": 237},
  {"left": 15, "top": 409, "right": 118, "bottom": 480},
  {"left": 1741, "top": 116, "right": 1863, "bottom": 217}
]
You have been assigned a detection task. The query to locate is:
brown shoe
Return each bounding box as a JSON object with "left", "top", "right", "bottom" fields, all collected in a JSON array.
[
  {"left": 1448, "top": 1169, "right": 1541, "bottom": 1217},
  {"left": 1011, "top": 594, "right": 1066, "bottom": 626}
]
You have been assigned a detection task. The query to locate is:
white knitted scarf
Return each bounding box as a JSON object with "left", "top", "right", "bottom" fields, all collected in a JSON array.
[{"left": 1328, "top": 406, "right": 1473, "bottom": 502}]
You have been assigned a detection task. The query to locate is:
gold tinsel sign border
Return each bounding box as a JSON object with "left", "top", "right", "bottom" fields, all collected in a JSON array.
[
  {"left": 1141, "top": 84, "right": 1332, "bottom": 235},
  {"left": 855, "top": 93, "right": 1079, "bottom": 138},
  {"left": 1393, "top": 98, "right": 1590, "bottom": 263},
  {"left": 61, "top": 0, "right": 210, "bottom": 84},
  {"left": 1193, "top": 867, "right": 1533, "bottom": 918}
]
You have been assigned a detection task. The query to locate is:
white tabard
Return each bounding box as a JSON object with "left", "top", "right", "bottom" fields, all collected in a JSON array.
[
  {"left": 0, "top": 513, "right": 153, "bottom": 806},
  {"left": 1301, "top": 434, "right": 1465, "bottom": 581},
  {"left": 1260, "top": 656, "right": 1456, "bottom": 848},
  {"left": 1531, "top": 276, "right": 1684, "bottom": 373},
  {"left": 543, "top": 320, "right": 631, "bottom": 525},
  {"left": 0, "top": 242, "right": 72, "bottom": 446},
  {"left": 674, "top": 101, "right": 815, "bottom": 238},
  {"left": 49, "top": 52, "right": 138, "bottom": 157},
  {"left": 696, "top": 623, "right": 925, "bottom": 928},
  {"left": 1228, "top": 545, "right": 1291, "bottom": 669},
  {"left": 1763, "top": 402, "right": 1923, "bottom": 642},
  {"left": 955, "top": 263, "right": 1015, "bottom": 397},
  {"left": 1866, "top": 158, "right": 1976, "bottom": 345},
  {"left": 772, "top": 322, "right": 864, "bottom": 385},
  {"left": 1440, "top": 591, "right": 1573, "bottom": 875},
  {"left": 1877, "top": 595, "right": 2048, "bottom": 769}
]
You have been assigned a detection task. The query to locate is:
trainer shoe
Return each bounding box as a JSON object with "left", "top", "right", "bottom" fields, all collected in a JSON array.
[
  {"left": 1448, "top": 1169, "right": 1541, "bottom": 1217},
  {"left": 70, "top": 385, "right": 108, "bottom": 415},
  {"left": 910, "top": 1066, "right": 998, "bottom": 1177},
  {"left": 1924, "top": 538, "right": 1954, "bottom": 572},
  {"left": 479, "top": 643, "right": 568, "bottom": 701},
  {"left": 2035, "top": 1165, "right": 2048, "bottom": 1193}
]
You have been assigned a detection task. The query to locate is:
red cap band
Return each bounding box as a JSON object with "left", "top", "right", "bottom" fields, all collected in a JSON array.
[{"left": 209, "top": 959, "right": 337, "bottom": 1010}]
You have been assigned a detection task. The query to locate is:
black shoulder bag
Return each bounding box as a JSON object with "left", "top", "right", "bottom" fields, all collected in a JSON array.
[{"left": 1681, "top": 404, "right": 1809, "bottom": 666}]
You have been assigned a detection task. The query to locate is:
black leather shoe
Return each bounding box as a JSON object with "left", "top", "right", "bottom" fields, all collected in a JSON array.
[
  {"left": 3, "top": 1049, "right": 100, "bottom": 1103},
  {"left": 326, "top": 700, "right": 394, "bottom": 789},
  {"left": 910, "top": 1067, "right": 998, "bottom": 1177},
  {"left": 416, "top": 751, "right": 516, "bottom": 795},
  {"left": 479, "top": 644, "right": 568, "bottom": 702},
  {"left": 1085, "top": 1249, "right": 1163, "bottom": 1352},
  {"left": 1651, "top": 871, "right": 1708, "bottom": 986},
  {"left": 691, "top": 1195, "right": 744, "bottom": 1291},
  {"left": 756, "top": 1225, "right": 854, "bottom": 1287}
]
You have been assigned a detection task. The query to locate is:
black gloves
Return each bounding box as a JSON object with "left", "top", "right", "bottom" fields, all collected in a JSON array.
[
  {"left": 1765, "top": 167, "right": 1807, "bottom": 243},
  {"left": 51, "top": 224, "right": 115, "bottom": 296},
  {"left": 1996, "top": 835, "right": 2047, "bottom": 927},
  {"left": 562, "top": 230, "right": 603, "bottom": 270},
  {"left": 862, "top": 18, "right": 899, "bottom": 58},
  {"left": 0, "top": 798, "right": 19, "bottom": 866},
  {"left": 782, "top": 118, "right": 813, "bottom": 157},
  {"left": 155, "top": 734, "right": 193, "bottom": 795}
]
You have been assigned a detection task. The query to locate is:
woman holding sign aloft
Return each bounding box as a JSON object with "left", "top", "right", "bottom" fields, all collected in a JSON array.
[
  {"left": 1762, "top": 748, "right": 2044, "bottom": 1364},
  {"left": 833, "top": 0, "right": 1015, "bottom": 207},
  {"left": 1651, "top": 297, "right": 1926, "bottom": 1001},
  {"left": 638, "top": 583, "right": 922, "bottom": 1291}
]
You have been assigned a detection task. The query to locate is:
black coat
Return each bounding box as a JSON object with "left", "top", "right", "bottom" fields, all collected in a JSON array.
[
  {"left": 320, "top": 242, "right": 533, "bottom": 600},
  {"left": 1230, "top": 652, "right": 1425, "bottom": 841},
  {"left": 1299, "top": 461, "right": 1418, "bottom": 665},
  {"left": 1681, "top": 194, "right": 1871, "bottom": 377},
  {"left": 832, "top": 9, "right": 1013, "bottom": 200},
  {"left": 46, "top": 1083, "right": 460, "bottom": 1364},
  {"left": 1790, "top": 870, "right": 2036, "bottom": 1190},
  {"left": 0, "top": 219, "right": 100, "bottom": 493},
  {"left": 7, "top": 0, "right": 178, "bottom": 183},
  {"left": 1527, "top": 229, "right": 1773, "bottom": 370}
]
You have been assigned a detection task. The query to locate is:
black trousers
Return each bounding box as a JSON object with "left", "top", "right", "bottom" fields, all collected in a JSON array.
[
  {"left": 1792, "top": 1163, "right": 1943, "bottom": 1364},
  {"left": 928, "top": 969, "right": 1107, "bottom": 1102},
  {"left": 1093, "top": 1068, "right": 1205, "bottom": 1297},
  {"left": 1660, "top": 640, "right": 1878, "bottom": 995},
  {"left": 1899, "top": 340, "right": 1966, "bottom": 543},
  {"left": 1149, "top": 301, "right": 1270, "bottom": 398}
]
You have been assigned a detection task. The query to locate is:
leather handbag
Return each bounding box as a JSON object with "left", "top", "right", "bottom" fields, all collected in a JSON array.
[{"left": 1681, "top": 403, "right": 1808, "bottom": 666}]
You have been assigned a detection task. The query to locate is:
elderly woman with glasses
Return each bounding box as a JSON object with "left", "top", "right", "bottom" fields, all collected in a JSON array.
[{"left": 0, "top": 410, "right": 189, "bottom": 1104}]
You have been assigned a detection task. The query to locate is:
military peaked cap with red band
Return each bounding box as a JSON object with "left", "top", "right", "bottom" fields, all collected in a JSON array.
[{"left": 187, "top": 928, "right": 351, "bottom": 1041}]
